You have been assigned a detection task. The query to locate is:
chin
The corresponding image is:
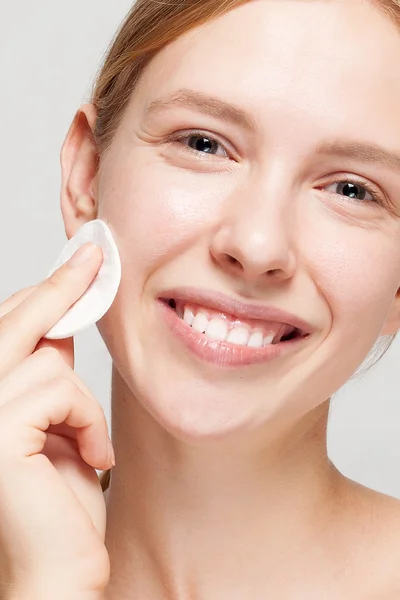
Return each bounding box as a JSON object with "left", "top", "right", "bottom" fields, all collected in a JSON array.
[
  {"left": 145, "top": 397, "right": 250, "bottom": 444},
  {"left": 146, "top": 375, "right": 254, "bottom": 443},
  {"left": 127, "top": 359, "right": 293, "bottom": 447}
]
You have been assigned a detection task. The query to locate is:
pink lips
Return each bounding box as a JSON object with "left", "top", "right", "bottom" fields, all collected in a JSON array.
[{"left": 156, "top": 288, "right": 311, "bottom": 368}]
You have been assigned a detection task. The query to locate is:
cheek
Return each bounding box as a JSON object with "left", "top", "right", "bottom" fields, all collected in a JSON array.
[
  {"left": 309, "top": 223, "right": 400, "bottom": 341},
  {"left": 95, "top": 151, "right": 233, "bottom": 386},
  {"left": 97, "top": 151, "right": 231, "bottom": 274}
]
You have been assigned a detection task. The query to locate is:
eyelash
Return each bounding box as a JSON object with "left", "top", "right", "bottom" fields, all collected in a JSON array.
[
  {"left": 165, "top": 130, "right": 385, "bottom": 206},
  {"left": 322, "top": 178, "right": 384, "bottom": 207},
  {"left": 165, "top": 129, "right": 230, "bottom": 159}
]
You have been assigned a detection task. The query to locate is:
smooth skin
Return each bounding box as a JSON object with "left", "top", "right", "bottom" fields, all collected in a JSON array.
[
  {"left": 66, "top": 0, "right": 400, "bottom": 598},
  {"left": 0, "top": 243, "right": 111, "bottom": 600},
  {"left": 3, "top": 0, "right": 400, "bottom": 598}
]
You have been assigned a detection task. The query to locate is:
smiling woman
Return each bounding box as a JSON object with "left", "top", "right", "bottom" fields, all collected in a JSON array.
[
  {"left": 84, "top": 0, "right": 400, "bottom": 597},
  {"left": 4, "top": 0, "right": 400, "bottom": 598}
]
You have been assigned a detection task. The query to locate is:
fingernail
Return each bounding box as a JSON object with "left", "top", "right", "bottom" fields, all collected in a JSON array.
[
  {"left": 69, "top": 243, "right": 99, "bottom": 268},
  {"left": 108, "top": 437, "right": 116, "bottom": 467}
]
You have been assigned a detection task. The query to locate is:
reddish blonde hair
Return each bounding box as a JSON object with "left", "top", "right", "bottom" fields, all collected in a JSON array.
[{"left": 91, "top": 0, "right": 400, "bottom": 493}]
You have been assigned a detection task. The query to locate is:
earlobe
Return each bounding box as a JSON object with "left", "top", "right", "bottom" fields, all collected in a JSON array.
[{"left": 60, "top": 103, "right": 100, "bottom": 240}]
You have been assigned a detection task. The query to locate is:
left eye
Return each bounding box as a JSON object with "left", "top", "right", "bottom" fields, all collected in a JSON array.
[{"left": 324, "top": 181, "right": 377, "bottom": 203}]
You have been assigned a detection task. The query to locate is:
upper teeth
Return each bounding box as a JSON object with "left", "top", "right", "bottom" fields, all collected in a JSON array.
[{"left": 182, "top": 307, "right": 279, "bottom": 348}]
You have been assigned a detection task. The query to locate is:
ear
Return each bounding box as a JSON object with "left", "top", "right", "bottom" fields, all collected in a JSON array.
[
  {"left": 60, "top": 103, "right": 100, "bottom": 240},
  {"left": 380, "top": 288, "right": 400, "bottom": 335}
]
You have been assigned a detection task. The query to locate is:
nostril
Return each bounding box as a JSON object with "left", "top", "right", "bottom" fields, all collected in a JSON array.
[{"left": 225, "top": 254, "right": 240, "bottom": 267}]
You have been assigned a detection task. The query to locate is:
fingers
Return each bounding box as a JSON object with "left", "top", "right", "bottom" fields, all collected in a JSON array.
[
  {"left": 0, "top": 347, "right": 111, "bottom": 467},
  {"left": 0, "top": 285, "right": 75, "bottom": 369},
  {"left": 0, "top": 243, "right": 103, "bottom": 378},
  {"left": 0, "top": 285, "right": 38, "bottom": 318},
  {"left": 0, "top": 347, "right": 90, "bottom": 410},
  {"left": 0, "top": 374, "right": 112, "bottom": 470}
]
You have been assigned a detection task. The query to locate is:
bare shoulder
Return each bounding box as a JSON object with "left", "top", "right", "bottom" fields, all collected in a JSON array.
[{"left": 341, "top": 477, "right": 400, "bottom": 597}]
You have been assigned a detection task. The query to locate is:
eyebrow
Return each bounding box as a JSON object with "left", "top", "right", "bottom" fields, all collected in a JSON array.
[
  {"left": 315, "top": 141, "right": 400, "bottom": 172},
  {"left": 144, "top": 88, "right": 257, "bottom": 131}
]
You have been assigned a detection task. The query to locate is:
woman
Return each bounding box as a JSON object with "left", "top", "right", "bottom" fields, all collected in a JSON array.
[{"left": 1, "top": 0, "right": 400, "bottom": 597}]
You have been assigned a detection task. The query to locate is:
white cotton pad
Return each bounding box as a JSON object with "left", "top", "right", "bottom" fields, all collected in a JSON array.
[{"left": 43, "top": 219, "right": 122, "bottom": 340}]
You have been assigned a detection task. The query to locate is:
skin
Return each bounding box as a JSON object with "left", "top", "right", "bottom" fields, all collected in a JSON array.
[{"left": 60, "top": 0, "right": 400, "bottom": 597}]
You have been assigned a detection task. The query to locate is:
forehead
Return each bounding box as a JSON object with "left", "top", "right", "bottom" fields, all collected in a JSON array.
[{"left": 136, "top": 0, "right": 400, "bottom": 144}]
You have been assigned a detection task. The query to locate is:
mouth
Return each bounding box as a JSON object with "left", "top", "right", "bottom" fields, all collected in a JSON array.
[
  {"left": 163, "top": 298, "right": 305, "bottom": 346},
  {"left": 156, "top": 290, "right": 311, "bottom": 368}
]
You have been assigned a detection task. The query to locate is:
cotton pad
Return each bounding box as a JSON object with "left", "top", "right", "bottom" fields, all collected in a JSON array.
[{"left": 43, "top": 219, "right": 121, "bottom": 340}]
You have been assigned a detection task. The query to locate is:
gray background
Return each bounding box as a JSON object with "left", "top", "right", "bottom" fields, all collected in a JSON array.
[{"left": 1, "top": 0, "right": 400, "bottom": 497}]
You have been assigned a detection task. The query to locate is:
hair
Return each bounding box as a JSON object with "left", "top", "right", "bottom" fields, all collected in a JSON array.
[{"left": 92, "top": 0, "right": 400, "bottom": 493}]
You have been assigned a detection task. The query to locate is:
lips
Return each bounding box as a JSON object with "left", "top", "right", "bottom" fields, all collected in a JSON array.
[
  {"left": 158, "top": 287, "right": 313, "bottom": 338},
  {"left": 157, "top": 295, "right": 310, "bottom": 368}
]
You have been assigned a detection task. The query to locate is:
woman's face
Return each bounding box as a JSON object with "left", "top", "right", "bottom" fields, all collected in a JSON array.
[{"left": 79, "top": 0, "right": 400, "bottom": 440}]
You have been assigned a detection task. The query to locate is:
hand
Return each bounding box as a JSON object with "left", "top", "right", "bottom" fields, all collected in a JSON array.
[{"left": 0, "top": 243, "right": 113, "bottom": 599}]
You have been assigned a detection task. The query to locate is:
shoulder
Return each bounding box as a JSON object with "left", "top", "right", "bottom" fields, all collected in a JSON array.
[{"left": 342, "top": 478, "right": 400, "bottom": 597}]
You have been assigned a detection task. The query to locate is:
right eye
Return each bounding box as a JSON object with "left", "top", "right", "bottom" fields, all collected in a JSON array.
[{"left": 167, "top": 130, "right": 230, "bottom": 159}]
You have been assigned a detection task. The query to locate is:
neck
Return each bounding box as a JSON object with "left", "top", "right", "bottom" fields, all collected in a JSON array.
[{"left": 104, "top": 367, "right": 345, "bottom": 600}]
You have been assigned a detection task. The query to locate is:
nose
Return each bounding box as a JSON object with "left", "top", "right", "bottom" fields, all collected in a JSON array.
[{"left": 209, "top": 177, "right": 298, "bottom": 286}]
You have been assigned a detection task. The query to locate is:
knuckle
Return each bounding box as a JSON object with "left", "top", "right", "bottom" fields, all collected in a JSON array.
[
  {"left": 0, "top": 314, "right": 11, "bottom": 336},
  {"left": 0, "top": 313, "right": 18, "bottom": 341},
  {"left": 36, "top": 346, "right": 65, "bottom": 371},
  {"left": 47, "top": 264, "right": 73, "bottom": 285},
  {"left": 44, "top": 376, "right": 79, "bottom": 403},
  {"left": 4, "top": 286, "right": 33, "bottom": 304},
  {"left": 0, "top": 286, "right": 38, "bottom": 335},
  {"left": 0, "top": 408, "right": 15, "bottom": 453},
  {"left": 0, "top": 286, "right": 37, "bottom": 318},
  {"left": 94, "top": 400, "right": 107, "bottom": 423},
  {"left": 45, "top": 274, "right": 63, "bottom": 290},
  {"left": 8, "top": 289, "right": 24, "bottom": 302},
  {"left": 84, "top": 389, "right": 105, "bottom": 417},
  {"left": 36, "top": 346, "right": 58, "bottom": 358},
  {"left": 52, "top": 375, "right": 77, "bottom": 394}
]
